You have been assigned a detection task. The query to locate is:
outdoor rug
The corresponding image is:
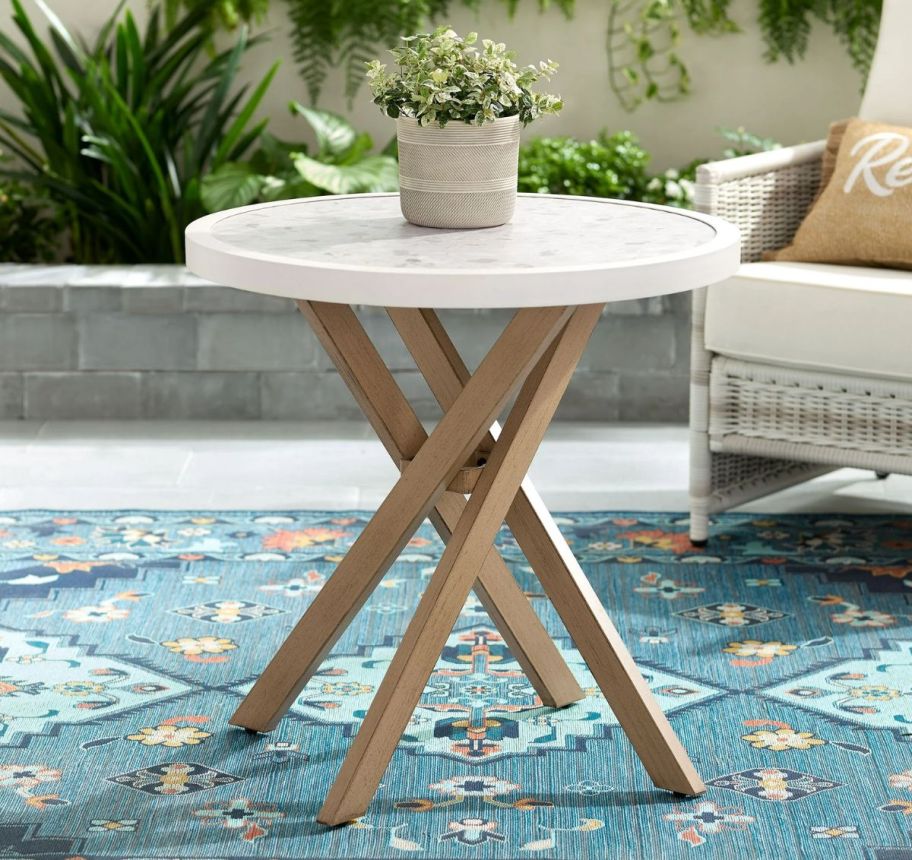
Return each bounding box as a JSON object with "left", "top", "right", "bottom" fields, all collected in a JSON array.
[{"left": 0, "top": 510, "right": 910, "bottom": 859}]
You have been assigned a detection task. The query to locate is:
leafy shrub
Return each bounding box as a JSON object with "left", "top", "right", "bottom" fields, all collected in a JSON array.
[
  {"left": 518, "top": 127, "right": 779, "bottom": 208},
  {"left": 0, "top": 1, "right": 278, "bottom": 263},
  {"left": 201, "top": 105, "right": 399, "bottom": 212},
  {"left": 0, "top": 173, "right": 61, "bottom": 262},
  {"left": 517, "top": 131, "right": 692, "bottom": 206},
  {"left": 366, "top": 28, "right": 561, "bottom": 127}
]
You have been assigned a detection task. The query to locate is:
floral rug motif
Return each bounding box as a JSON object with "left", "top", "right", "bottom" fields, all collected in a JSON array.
[{"left": 0, "top": 510, "right": 911, "bottom": 859}]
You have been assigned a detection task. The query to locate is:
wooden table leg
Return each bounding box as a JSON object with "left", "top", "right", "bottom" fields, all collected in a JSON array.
[
  {"left": 298, "top": 301, "right": 583, "bottom": 709},
  {"left": 318, "top": 305, "right": 602, "bottom": 826},
  {"left": 230, "top": 305, "right": 572, "bottom": 733},
  {"left": 388, "top": 307, "right": 706, "bottom": 798}
]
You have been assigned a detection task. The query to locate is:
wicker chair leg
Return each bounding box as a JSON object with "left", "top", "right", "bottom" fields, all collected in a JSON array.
[
  {"left": 689, "top": 515, "right": 709, "bottom": 546},
  {"left": 689, "top": 288, "right": 714, "bottom": 545},
  {"left": 689, "top": 460, "right": 711, "bottom": 545},
  {"left": 689, "top": 422, "right": 712, "bottom": 544}
]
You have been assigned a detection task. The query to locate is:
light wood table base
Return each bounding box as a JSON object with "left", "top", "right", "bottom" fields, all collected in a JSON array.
[{"left": 230, "top": 302, "right": 705, "bottom": 825}]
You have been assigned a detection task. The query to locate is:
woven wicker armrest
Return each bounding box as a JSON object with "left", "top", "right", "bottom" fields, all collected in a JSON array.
[{"left": 695, "top": 141, "right": 825, "bottom": 261}]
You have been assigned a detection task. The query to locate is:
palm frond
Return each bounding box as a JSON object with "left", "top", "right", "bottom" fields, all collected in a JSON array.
[{"left": 0, "top": 1, "right": 275, "bottom": 262}]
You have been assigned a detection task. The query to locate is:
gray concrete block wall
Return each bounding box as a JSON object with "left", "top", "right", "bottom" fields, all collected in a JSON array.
[
  {"left": 0, "top": 265, "right": 693, "bottom": 421},
  {"left": 80, "top": 314, "right": 198, "bottom": 370},
  {"left": 24, "top": 372, "right": 143, "bottom": 420}
]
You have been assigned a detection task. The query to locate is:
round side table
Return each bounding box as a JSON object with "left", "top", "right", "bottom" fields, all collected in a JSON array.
[{"left": 186, "top": 193, "right": 740, "bottom": 826}]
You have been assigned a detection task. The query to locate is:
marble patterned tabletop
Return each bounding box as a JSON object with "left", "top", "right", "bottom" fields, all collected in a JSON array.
[
  {"left": 185, "top": 193, "right": 740, "bottom": 308},
  {"left": 211, "top": 194, "right": 715, "bottom": 270}
]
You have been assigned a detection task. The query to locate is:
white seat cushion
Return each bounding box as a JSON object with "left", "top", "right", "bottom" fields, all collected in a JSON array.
[{"left": 704, "top": 261, "right": 912, "bottom": 381}]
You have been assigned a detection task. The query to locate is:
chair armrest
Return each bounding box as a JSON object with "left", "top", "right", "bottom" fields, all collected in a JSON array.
[{"left": 695, "top": 141, "right": 825, "bottom": 261}]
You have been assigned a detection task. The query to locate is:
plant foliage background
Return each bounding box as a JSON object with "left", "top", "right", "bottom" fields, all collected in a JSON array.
[
  {"left": 608, "top": 0, "right": 882, "bottom": 110},
  {"left": 273, "top": 0, "right": 881, "bottom": 108},
  {"left": 285, "top": 0, "right": 574, "bottom": 103},
  {"left": 0, "top": 0, "right": 878, "bottom": 263}
]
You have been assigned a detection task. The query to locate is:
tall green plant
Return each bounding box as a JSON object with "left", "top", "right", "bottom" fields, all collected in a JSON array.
[
  {"left": 284, "top": 0, "right": 574, "bottom": 103},
  {"left": 0, "top": 1, "right": 279, "bottom": 263}
]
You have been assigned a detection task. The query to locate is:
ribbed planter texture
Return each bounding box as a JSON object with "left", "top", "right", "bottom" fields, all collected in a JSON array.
[{"left": 396, "top": 115, "right": 521, "bottom": 229}]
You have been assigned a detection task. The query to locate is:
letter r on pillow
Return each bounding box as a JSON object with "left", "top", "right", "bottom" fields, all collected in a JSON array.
[{"left": 844, "top": 132, "right": 912, "bottom": 197}]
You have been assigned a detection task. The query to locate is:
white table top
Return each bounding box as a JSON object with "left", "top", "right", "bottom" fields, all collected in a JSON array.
[{"left": 185, "top": 193, "right": 740, "bottom": 308}]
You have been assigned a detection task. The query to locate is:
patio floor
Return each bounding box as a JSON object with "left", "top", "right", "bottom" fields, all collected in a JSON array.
[{"left": 1, "top": 420, "right": 911, "bottom": 514}]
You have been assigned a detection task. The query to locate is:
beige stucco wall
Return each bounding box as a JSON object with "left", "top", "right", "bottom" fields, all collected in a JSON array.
[{"left": 2, "top": 0, "right": 862, "bottom": 168}]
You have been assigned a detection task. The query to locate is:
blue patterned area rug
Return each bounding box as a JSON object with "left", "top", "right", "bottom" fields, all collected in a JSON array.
[{"left": 0, "top": 510, "right": 910, "bottom": 859}]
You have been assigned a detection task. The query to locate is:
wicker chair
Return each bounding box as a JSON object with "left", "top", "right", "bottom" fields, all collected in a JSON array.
[{"left": 689, "top": 0, "right": 912, "bottom": 543}]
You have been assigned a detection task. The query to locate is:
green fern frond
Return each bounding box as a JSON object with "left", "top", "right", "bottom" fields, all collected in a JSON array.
[
  {"left": 282, "top": 0, "right": 576, "bottom": 103},
  {"left": 283, "top": 0, "right": 339, "bottom": 103},
  {"left": 823, "top": 0, "right": 881, "bottom": 76},
  {"left": 756, "top": 0, "right": 880, "bottom": 78},
  {"left": 757, "top": 0, "right": 815, "bottom": 63},
  {"left": 342, "top": 41, "right": 375, "bottom": 103}
]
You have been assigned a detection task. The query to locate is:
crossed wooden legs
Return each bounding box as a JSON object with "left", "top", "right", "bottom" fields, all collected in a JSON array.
[
  {"left": 297, "top": 302, "right": 583, "bottom": 711},
  {"left": 388, "top": 308, "right": 706, "bottom": 800},
  {"left": 230, "top": 301, "right": 704, "bottom": 826}
]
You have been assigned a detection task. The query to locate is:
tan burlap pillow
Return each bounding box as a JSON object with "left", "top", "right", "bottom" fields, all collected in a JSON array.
[
  {"left": 817, "top": 118, "right": 850, "bottom": 198},
  {"left": 767, "top": 117, "right": 912, "bottom": 269}
]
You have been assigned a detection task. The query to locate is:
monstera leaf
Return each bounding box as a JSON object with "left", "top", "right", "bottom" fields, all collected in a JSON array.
[
  {"left": 292, "top": 153, "right": 398, "bottom": 195},
  {"left": 200, "top": 163, "right": 266, "bottom": 211},
  {"left": 200, "top": 104, "right": 398, "bottom": 212},
  {"left": 289, "top": 103, "right": 358, "bottom": 158}
]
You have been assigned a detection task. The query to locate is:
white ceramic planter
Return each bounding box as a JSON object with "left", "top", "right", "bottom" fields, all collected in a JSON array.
[{"left": 396, "top": 115, "right": 521, "bottom": 229}]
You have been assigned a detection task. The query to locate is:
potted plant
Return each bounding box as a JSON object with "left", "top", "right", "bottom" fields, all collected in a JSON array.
[{"left": 366, "top": 28, "right": 562, "bottom": 229}]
